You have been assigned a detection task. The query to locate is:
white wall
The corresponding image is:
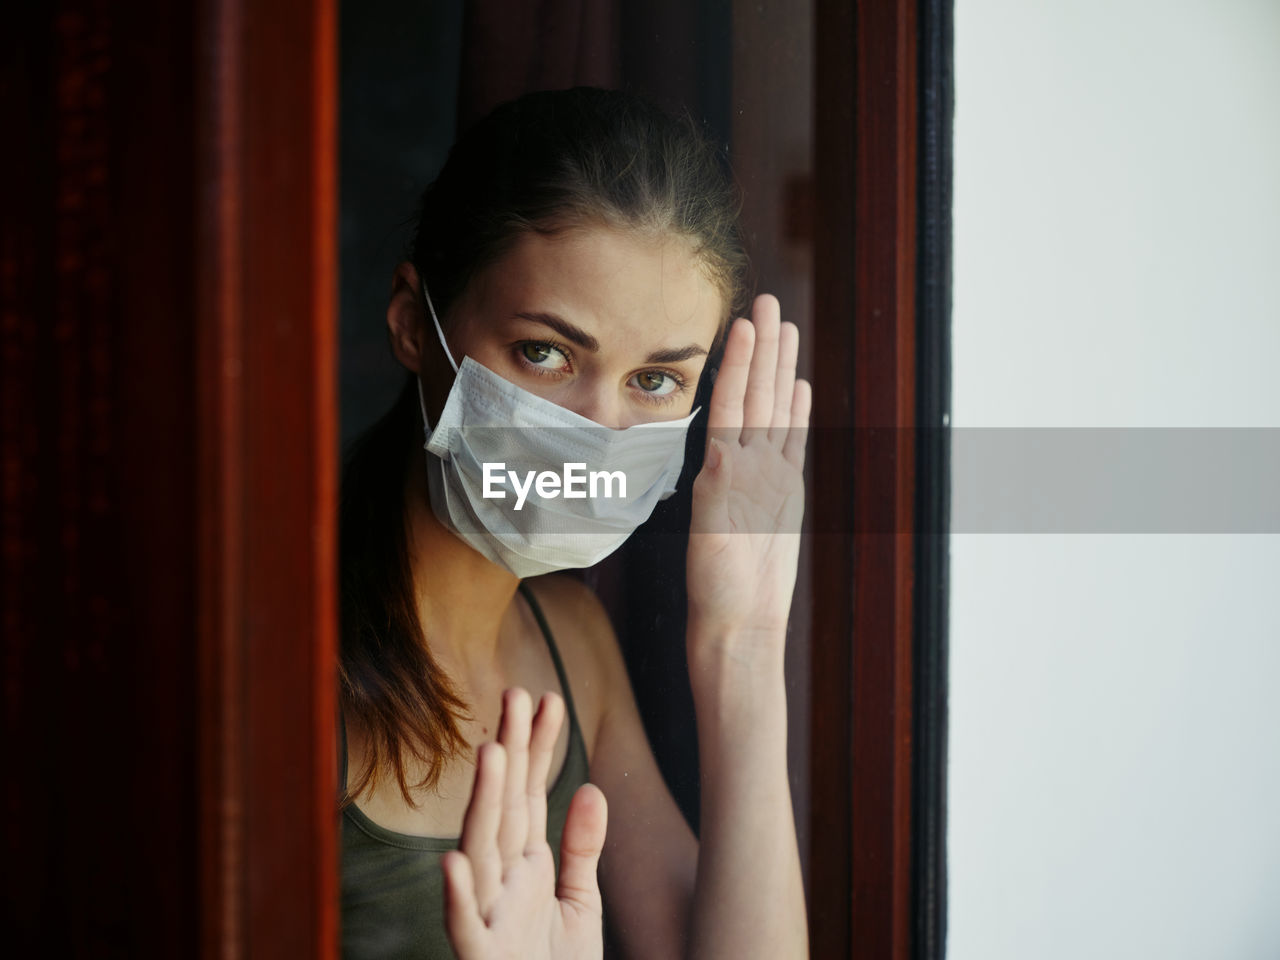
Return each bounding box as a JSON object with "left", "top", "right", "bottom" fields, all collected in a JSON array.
[{"left": 951, "top": 2, "right": 1280, "bottom": 958}]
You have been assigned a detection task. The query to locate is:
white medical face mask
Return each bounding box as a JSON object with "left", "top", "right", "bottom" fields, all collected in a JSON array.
[{"left": 415, "top": 280, "right": 700, "bottom": 578}]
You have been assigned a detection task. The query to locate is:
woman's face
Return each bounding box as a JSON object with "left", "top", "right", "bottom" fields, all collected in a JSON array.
[{"left": 437, "top": 224, "right": 724, "bottom": 430}]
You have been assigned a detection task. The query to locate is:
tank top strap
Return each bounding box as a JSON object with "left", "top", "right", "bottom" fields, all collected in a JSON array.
[
  {"left": 339, "top": 585, "right": 583, "bottom": 808},
  {"left": 517, "top": 580, "right": 584, "bottom": 740}
]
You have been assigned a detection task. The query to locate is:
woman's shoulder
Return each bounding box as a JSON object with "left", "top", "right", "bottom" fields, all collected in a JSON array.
[{"left": 520, "top": 573, "right": 628, "bottom": 758}]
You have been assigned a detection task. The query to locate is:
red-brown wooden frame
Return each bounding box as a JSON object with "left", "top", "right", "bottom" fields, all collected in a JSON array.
[
  {"left": 2, "top": 1, "right": 338, "bottom": 956},
  {"left": 811, "top": 0, "right": 918, "bottom": 957},
  {"left": 196, "top": 0, "right": 339, "bottom": 957}
]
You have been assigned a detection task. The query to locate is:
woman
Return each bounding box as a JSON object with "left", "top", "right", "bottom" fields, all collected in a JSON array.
[{"left": 340, "top": 87, "right": 810, "bottom": 959}]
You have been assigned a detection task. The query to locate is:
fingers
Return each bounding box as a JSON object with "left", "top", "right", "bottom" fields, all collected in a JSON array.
[
  {"left": 495, "top": 688, "right": 532, "bottom": 872},
  {"left": 783, "top": 378, "right": 813, "bottom": 470},
  {"left": 556, "top": 783, "right": 608, "bottom": 917},
  {"left": 769, "top": 321, "right": 800, "bottom": 445},
  {"left": 708, "top": 295, "right": 806, "bottom": 455},
  {"left": 742, "top": 294, "right": 780, "bottom": 435},
  {"left": 459, "top": 740, "right": 506, "bottom": 916},
  {"left": 450, "top": 688, "right": 566, "bottom": 952},
  {"left": 525, "top": 691, "right": 565, "bottom": 854},
  {"left": 707, "top": 317, "right": 753, "bottom": 440},
  {"left": 441, "top": 850, "right": 486, "bottom": 954}
]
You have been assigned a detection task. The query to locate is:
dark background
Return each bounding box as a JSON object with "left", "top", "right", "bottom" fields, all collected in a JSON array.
[{"left": 339, "top": 0, "right": 736, "bottom": 840}]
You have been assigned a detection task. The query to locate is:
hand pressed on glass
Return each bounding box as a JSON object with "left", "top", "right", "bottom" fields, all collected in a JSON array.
[
  {"left": 687, "top": 293, "right": 812, "bottom": 652},
  {"left": 441, "top": 689, "right": 607, "bottom": 960}
]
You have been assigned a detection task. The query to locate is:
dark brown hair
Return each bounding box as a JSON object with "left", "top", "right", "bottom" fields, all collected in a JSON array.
[{"left": 340, "top": 87, "right": 747, "bottom": 807}]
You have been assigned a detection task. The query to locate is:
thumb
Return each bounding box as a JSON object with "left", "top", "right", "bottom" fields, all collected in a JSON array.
[
  {"left": 441, "top": 851, "right": 486, "bottom": 955},
  {"left": 690, "top": 437, "right": 732, "bottom": 536},
  {"left": 556, "top": 783, "right": 607, "bottom": 915}
]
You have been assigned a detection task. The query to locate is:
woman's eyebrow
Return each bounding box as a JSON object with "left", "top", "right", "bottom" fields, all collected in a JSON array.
[
  {"left": 514, "top": 311, "right": 708, "bottom": 364},
  {"left": 644, "top": 343, "right": 708, "bottom": 364},
  {"left": 514, "top": 312, "right": 600, "bottom": 351}
]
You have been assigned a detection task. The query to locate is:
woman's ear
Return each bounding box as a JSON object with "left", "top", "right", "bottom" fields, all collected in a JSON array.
[
  {"left": 386, "top": 261, "right": 428, "bottom": 373},
  {"left": 389, "top": 261, "right": 457, "bottom": 427}
]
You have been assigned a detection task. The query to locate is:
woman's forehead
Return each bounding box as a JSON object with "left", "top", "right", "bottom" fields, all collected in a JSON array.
[{"left": 468, "top": 226, "right": 724, "bottom": 348}]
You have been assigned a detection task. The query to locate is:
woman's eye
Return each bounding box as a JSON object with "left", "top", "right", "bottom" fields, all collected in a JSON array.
[
  {"left": 520, "top": 341, "right": 569, "bottom": 371},
  {"left": 632, "top": 371, "right": 679, "bottom": 396}
]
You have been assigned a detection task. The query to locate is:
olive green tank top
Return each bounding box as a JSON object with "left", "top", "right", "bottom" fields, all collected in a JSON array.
[{"left": 340, "top": 582, "right": 591, "bottom": 959}]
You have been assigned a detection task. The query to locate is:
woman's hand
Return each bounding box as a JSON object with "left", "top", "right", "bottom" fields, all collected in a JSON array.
[
  {"left": 687, "top": 294, "right": 812, "bottom": 658},
  {"left": 442, "top": 688, "right": 607, "bottom": 960}
]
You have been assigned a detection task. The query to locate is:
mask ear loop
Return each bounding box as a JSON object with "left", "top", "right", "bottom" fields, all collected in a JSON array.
[
  {"left": 422, "top": 278, "right": 459, "bottom": 374},
  {"left": 416, "top": 276, "right": 459, "bottom": 437}
]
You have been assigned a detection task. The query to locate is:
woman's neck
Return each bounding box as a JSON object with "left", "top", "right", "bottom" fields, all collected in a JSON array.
[{"left": 402, "top": 448, "right": 523, "bottom": 678}]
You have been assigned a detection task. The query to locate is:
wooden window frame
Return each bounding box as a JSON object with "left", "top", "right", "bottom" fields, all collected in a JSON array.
[
  {"left": 195, "top": 0, "right": 339, "bottom": 956},
  {"left": 810, "top": 1, "right": 951, "bottom": 958},
  {"left": 3, "top": 0, "right": 339, "bottom": 956},
  {"left": 5, "top": 0, "right": 950, "bottom": 955}
]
